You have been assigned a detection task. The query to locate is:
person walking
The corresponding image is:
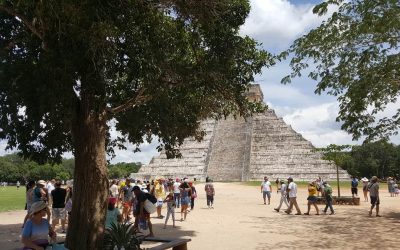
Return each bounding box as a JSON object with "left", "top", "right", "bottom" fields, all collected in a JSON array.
[
  {"left": 260, "top": 176, "right": 272, "bottom": 205},
  {"left": 173, "top": 178, "right": 181, "bottom": 208},
  {"left": 163, "top": 192, "right": 176, "bottom": 229},
  {"left": 120, "top": 178, "right": 133, "bottom": 222},
  {"left": 285, "top": 177, "right": 301, "bottom": 215},
  {"left": 51, "top": 181, "right": 67, "bottom": 233},
  {"left": 274, "top": 179, "right": 289, "bottom": 212},
  {"left": 304, "top": 181, "right": 319, "bottom": 215},
  {"left": 205, "top": 179, "right": 215, "bottom": 209},
  {"left": 189, "top": 182, "right": 197, "bottom": 210},
  {"left": 132, "top": 186, "right": 154, "bottom": 237},
  {"left": 368, "top": 176, "right": 380, "bottom": 217},
  {"left": 152, "top": 179, "right": 166, "bottom": 219},
  {"left": 361, "top": 177, "right": 369, "bottom": 202},
  {"left": 322, "top": 181, "right": 334, "bottom": 215},
  {"left": 179, "top": 180, "right": 191, "bottom": 221},
  {"left": 351, "top": 176, "right": 359, "bottom": 197}
]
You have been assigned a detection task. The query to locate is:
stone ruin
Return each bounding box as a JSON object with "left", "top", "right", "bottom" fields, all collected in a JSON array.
[{"left": 132, "top": 85, "right": 349, "bottom": 181}]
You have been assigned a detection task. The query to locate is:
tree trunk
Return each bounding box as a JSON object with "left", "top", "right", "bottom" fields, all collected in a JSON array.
[{"left": 65, "top": 94, "right": 108, "bottom": 249}]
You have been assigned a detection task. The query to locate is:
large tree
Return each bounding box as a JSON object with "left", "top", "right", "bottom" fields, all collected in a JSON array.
[
  {"left": 281, "top": 0, "right": 400, "bottom": 141},
  {"left": 0, "top": 0, "right": 269, "bottom": 248}
]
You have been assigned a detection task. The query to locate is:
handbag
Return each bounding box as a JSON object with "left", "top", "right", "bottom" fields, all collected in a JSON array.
[{"left": 144, "top": 199, "right": 157, "bottom": 214}]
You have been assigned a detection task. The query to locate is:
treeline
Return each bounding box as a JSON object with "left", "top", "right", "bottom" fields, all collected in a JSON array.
[
  {"left": 0, "top": 153, "right": 141, "bottom": 183},
  {"left": 318, "top": 140, "right": 400, "bottom": 179}
]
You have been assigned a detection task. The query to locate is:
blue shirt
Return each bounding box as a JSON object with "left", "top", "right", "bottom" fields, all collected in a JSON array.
[{"left": 22, "top": 219, "right": 50, "bottom": 244}]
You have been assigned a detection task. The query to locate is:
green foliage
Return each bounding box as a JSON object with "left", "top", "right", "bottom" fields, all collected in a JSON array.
[
  {"left": 103, "top": 222, "right": 142, "bottom": 250},
  {"left": 281, "top": 0, "right": 400, "bottom": 141},
  {"left": 108, "top": 162, "right": 141, "bottom": 179},
  {"left": 0, "top": 186, "right": 25, "bottom": 212},
  {"left": 317, "top": 141, "right": 400, "bottom": 178}
]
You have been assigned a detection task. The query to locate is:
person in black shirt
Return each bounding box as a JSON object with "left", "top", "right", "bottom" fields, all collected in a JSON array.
[
  {"left": 132, "top": 186, "right": 154, "bottom": 237},
  {"left": 51, "top": 181, "right": 67, "bottom": 233}
]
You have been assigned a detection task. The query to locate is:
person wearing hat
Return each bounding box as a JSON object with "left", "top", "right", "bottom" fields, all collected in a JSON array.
[
  {"left": 105, "top": 197, "right": 122, "bottom": 229},
  {"left": 304, "top": 181, "right": 319, "bottom": 215},
  {"left": 21, "top": 201, "right": 56, "bottom": 250},
  {"left": 361, "top": 177, "right": 369, "bottom": 202},
  {"left": 32, "top": 180, "right": 51, "bottom": 221},
  {"left": 274, "top": 179, "right": 289, "bottom": 212},
  {"left": 285, "top": 177, "right": 302, "bottom": 215},
  {"left": 260, "top": 176, "right": 272, "bottom": 205},
  {"left": 368, "top": 176, "right": 380, "bottom": 217},
  {"left": 163, "top": 192, "right": 176, "bottom": 229},
  {"left": 322, "top": 181, "right": 334, "bottom": 215},
  {"left": 132, "top": 186, "right": 154, "bottom": 237}
]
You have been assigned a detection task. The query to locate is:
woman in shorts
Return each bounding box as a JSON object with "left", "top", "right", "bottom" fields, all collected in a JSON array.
[
  {"left": 304, "top": 181, "right": 319, "bottom": 215},
  {"left": 179, "top": 180, "right": 191, "bottom": 221}
]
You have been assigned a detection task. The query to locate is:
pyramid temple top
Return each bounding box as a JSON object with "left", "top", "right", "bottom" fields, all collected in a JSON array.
[{"left": 246, "top": 84, "right": 264, "bottom": 103}]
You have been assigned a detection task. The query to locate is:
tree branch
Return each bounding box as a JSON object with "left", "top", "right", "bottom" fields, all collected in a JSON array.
[
  {"left": 0, "top": 4, "right": 44, "bottom": 41},
  {"left": 107, "top": 87, "right": 150, "bottom": 114}
]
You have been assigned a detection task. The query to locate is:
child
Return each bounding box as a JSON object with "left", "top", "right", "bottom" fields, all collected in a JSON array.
[{"left": 163, "top": 192, "right": 176, "bottom": 229}]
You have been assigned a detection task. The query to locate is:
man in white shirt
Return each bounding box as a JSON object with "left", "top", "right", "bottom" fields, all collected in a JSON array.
[
  {"left": 173, "top": 178, "right": 181, "bottom": 208},
  {"left": 109, "top": 179, "right": 119, "bottom": 198},
  {"left": 260, "top": 176, "right": 272, "bottom": 205},
  {"left": 285, "top": 177, "right": 302, "bottom": 215},
  {"left": 274, "top": 179, "right": 289, "bottom": 212},
  {"left": 46, "top": 179, "right": 55, "bottom": 206}
]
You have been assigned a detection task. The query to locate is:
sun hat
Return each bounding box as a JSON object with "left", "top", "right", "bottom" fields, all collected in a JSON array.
[
  {"left": 30, "top": 201, "right": 47, "bottom": 215},
  {"left": 37, "top": 180, "right": 46, "bottom": 186},
  {"left": 361, "top": 177, "right": 369, "bottom": 182}
]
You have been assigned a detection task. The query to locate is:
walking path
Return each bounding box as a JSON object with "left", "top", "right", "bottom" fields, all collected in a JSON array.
[{"left": 1, "top": 182, "right": 399, "bottom": 249}]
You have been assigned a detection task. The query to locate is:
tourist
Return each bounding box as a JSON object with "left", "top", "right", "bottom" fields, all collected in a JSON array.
[
  {"left": 274, "top": 179, "right": 289, "bottom": 212},
  {"left": 368, "top": 176, "right": 380, "bottom": 217},
  {"left": 361, "top": 177, "right": 369, "bottom": 202},
  {"left": 132, "top": 186, "right": 154, "bottom": 237},
  {"left": 260, "top": 176, "right": 272, "bottom": 205},
  {"left": 351, "top": 176, "right": 359, "bottom": 197},
  {"left": 179, "top": 180, "right": 191, "bottom": 221},
  {"left": 23, "top": 180, "right": 36, "bottom": 227},
  {"left": 51, "top": 181, "right": 67, "bottom": 233},
  {"left": 173, "top": 178, "right": 181, "bottom": 208},
  {"left": 285, "top": 177, "right": 301, "bottom": 215},
  {"left": 316, "top": 176, "right": 324, "bottom": 196},
  {"left": 17, "top": 180, "right": 20, "bottom": 189},
  {"left": 46, "top": 180, "right": 55, "bottom": 207},
  {"left": 163, "top": 192, "right": 176, "bottom": 229},
  {"left": 304, "top": 181, "right": 319, "bottom": 215},
  {"left": 388, "top": 177, "right": 395, "bottom": 197},
  {"left": 33, "top": 180, "right": 51, "bottom": 221},
  {"left": 152, "top": 179, "right": 166, "bottom": 219},
  {"left": 109, "top": 180, "right": 119, "bottom": 198},
  {"left": 205, "top": 179, "right": 215, "bottom": 209},
  {"left": 322, "top": 181, "right": 334, "bottom": 215},
  {"left": 21, "top": 201, "right": 56, "bottom": 250},
  {"left": 189, "top": 181, "right": 197, "bottom": 210},
  {"left": 105, "top": 197, "right": 122, "bottom": 229},
  {"left": 275, "top": 178, "right": 280, "bottom": 194},
  {"left": 120, "top": 178, "right": 133, "bottom": 222}
]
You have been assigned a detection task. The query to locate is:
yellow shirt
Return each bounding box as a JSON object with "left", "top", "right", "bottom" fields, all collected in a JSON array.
[{"left": 308, "top": 185, "right": 317, "bottom": 196}]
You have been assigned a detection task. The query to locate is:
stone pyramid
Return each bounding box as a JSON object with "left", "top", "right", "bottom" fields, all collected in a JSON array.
[{"left": 133, "top": 85, "right": 349, "bottom": 181}]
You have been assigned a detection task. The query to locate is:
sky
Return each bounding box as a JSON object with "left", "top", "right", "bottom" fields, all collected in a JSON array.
[{"left": 1, "top": 0, "right": 399, "bottom": 164}]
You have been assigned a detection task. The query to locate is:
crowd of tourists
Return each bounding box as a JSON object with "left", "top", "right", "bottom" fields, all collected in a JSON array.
[{"left": 260, "top": 175, "right": 395, "bottom": 218}]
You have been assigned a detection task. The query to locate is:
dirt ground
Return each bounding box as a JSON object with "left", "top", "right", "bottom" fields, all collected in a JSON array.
[{"left": 1, "top": 182, "right": 399, "bottom": 250}]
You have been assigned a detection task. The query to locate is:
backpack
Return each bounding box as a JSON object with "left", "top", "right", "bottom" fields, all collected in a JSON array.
[
  {"left": 145, "top": 193, "right": 157, "bottom": 204},
  {"left": 351, "top": 179, "right": 358, "bottom": 188}
]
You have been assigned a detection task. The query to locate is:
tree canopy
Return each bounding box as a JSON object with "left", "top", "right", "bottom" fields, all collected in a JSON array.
[
  {"left": 0, "top": 0, "right": 269, "bottom": 248},
  {"left": 281, "top": 0, "right": 400, "bottom": 141}
]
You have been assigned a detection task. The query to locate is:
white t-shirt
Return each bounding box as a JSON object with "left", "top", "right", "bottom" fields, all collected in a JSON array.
[
  {"left": 109, "top": 184, "right": 119, "bottom": 198},
  {"left": 173, "top": 182, "right": 181, "bottom": 193},
  {"left": 47, "top": 183, "right": 55, "bottom": 194},
  {"left": 280, "top": 183, "right": 287, "bottom": 196},
  {"left": 288, "top": 182, "right": 297, "bottom": 198},
  {"left": 261, "top": 181, "right": 271, "bottom": 192}
]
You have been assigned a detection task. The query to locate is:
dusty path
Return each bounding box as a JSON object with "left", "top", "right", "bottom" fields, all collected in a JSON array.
[{"left": 1, "top": 182, "right": 399, "bottom": 249}]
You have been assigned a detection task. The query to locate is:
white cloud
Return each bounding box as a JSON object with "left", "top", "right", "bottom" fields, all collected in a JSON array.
[{"left": 241, "top": 0, "right": 326, "bottom": 51}]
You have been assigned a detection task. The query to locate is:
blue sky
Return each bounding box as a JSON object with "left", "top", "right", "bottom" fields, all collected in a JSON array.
[{"left": 1, "top": 0, "right": 399, "bottom": 164}]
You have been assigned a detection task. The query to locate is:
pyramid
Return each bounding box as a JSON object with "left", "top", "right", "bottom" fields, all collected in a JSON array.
[{"left": 133, "top": 85, "right": 349, "bottom": 181}]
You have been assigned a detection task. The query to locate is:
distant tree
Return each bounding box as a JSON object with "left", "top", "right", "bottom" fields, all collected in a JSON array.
[
  {"left": 108, "top": 162, "right": 141, "bottom": 179},
  {"left": 281, "top": 0, "right": 400, "bottom": 141},
  {"left": 0, "top": 1, "right": 269, "bottom": 248}
]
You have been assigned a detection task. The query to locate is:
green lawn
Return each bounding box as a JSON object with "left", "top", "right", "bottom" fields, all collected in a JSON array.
[{"left": 0, "top": 186, "right": 26, "bottom": 212}]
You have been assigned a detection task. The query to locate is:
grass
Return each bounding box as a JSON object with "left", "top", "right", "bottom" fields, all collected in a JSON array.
[{"left": 0, "top": 186, "right": 26, "bottom": 212}]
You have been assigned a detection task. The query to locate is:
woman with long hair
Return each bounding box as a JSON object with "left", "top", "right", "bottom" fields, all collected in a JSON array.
[{"left": 179, "top": 180, "right": 191, "bottom": 221}]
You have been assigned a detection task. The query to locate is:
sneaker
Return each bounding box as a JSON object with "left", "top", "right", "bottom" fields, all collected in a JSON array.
[
  {"left": 284, "top": 210, "right": 291, "bottom": 214},
  {"left": 303, "top": 213, "right": 309, "bottom": 215},
  {"left": 295, "top": 213, "right": 302, "bottom": 215},
  {"left": 329, "top": 212, "right": 335, "bottom": 215},
  {"left": 274, "top": 208, "right": 279, "bottom": 212},
  {"left": 376, "top": 215, "right": 381, "bottom": 217}
]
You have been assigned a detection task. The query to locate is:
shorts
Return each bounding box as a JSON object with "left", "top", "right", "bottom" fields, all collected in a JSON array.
[
  {"left": 52, "top": 208, "right": 66, "bottom": 220},
  {"left": 307, "top": 196, "right": 317, "bottom": 203},
  {"left": 351, "top": 187, "right": 358, "bottom": 195},
  {"left": 181, "top": 196, "right": 190, "bottom": 205},
  {"left": 370, "top": 196, "right": 380, "bottom": 205},
  {"left": 263, "top": 191, "right": 271, "bottom": 199}
]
